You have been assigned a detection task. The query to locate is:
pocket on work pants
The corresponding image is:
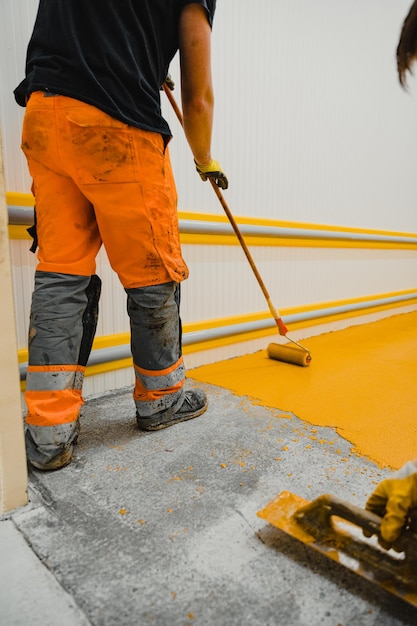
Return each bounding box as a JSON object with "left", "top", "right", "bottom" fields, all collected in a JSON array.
[
  {"left": 65, "top": 107, "right": 188, "bottom": 288},
  {"left": 66, "top": 107, "right": 139, "bottom": 184},
  {"left": 21, "top": 98, "right": 102, "bottom": 275}
]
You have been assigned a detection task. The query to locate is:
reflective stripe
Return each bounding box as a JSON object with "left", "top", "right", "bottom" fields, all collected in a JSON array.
[
  {"left": 25, "top": 389, "right": 84, "bottom": 426},
  {"left": 134, "top": 388, "right": 184, "bottom": 417},
  {"left": 26, "top": 421, "right": 79, "bottom": 447},
  {"left": 26, "top": 365, "right": 85, "bottom": 391},
  {"left": 134, "top": 379, "right": 184, "bottom": 403},
  {"left": 134, "top": 358, "right": 185, "bottom": 391},
  {"left": 133, "top": 357, "right": 185, "bottom": 416}
]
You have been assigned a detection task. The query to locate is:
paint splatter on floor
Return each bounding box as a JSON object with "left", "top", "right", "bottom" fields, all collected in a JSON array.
[{"left": 189, "top": 311, "right": 417, "bottom": 469}]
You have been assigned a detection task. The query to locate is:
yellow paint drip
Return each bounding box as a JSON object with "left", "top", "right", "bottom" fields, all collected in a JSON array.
[{"left": 190, "top": 312, "right": 417, "bottom": 469}]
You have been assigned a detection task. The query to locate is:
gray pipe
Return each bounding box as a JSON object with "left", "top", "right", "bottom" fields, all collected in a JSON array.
[{"left": 180, "top": 219, "right": 417, "bottom": 245}]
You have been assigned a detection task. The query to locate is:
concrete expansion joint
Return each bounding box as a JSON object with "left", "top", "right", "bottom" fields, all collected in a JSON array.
[
  {"left": 234, "top": 506, "right": 256, "bottom": 531},
  {"left": 27, "top": 471, "right": 56, "bottom": 508}
]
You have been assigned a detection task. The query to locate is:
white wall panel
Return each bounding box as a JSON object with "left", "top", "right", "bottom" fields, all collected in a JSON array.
[
  {"left": 82, "top": 371, "right": 134, "bottom": 401},
  {"left": 0, "top": 0, "right": 37, "bottom": 192},
  {"left": 9, "top": 240, "right": 34, "bottom": 349},
  {"left": 181, "top": 244, "right": 417, "bottom": 321}
]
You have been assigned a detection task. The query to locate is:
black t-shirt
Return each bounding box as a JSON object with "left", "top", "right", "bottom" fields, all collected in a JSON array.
[{"left": 14, "top": 0, "right": 216, "bottom": 137}]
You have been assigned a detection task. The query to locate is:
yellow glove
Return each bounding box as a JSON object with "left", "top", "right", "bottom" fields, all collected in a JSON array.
[
  {"left": 195, "top": 159, "right": 228, "bottom": 190},
  {"left": 164, "top": 74, "right": 175, "bottom": 91},
  {"left": 365, "top": 472, "right": 417, "bottom": 547}
]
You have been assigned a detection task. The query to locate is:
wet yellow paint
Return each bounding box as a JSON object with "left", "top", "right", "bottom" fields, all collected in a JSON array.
[{"left": 190, "top": 312, "right": 417, "bottom": 469}]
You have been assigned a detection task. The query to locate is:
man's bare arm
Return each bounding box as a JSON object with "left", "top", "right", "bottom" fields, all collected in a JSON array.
[{"left": 178, "top": 4, "right": 214, "bottom": 166}]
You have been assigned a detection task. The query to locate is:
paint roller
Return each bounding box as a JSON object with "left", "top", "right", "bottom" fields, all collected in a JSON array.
[{"left": 163, "top": 82, "right": 311, "bottom": 367}]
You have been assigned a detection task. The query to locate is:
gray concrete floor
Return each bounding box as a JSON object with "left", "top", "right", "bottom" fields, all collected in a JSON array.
[{"left": 2, "top": 378, "right": 417, "bottom": 626}]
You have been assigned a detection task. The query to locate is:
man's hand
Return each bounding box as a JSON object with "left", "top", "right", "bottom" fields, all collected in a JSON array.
[
  {"left": 365, "top": 472, "right": 417, "bottom": 548},
  {"left": 164, "top": 75, "right": 175, "bottom": 91},
  {"left": 195, "top": 159, "right": 228, "bottom": 189}
]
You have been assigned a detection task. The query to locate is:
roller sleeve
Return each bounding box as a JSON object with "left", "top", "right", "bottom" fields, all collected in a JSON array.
[{"left": 267, "top": 343, "right": 311, "bottom": 367}]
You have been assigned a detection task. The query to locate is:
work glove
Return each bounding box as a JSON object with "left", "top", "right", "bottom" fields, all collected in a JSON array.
[
  {"left": 164, "top": 74, "right": 175, "bottom": 91},
  {"left": 194, "top": 159, "right": 228, "bottom": 190},
  {"left": 365, "top": 469, "right": 417, "bottom": 549}
]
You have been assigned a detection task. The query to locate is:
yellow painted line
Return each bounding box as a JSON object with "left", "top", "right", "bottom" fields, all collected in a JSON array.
[
  {"left": 183, "top": 327, "right": 277, "bottom": 354},
  {"left": 92, "top": 333, "right": 130, "bottom": 350},
  {"left": 6, "top": 192, "right": 35, "bottom": 207},
  {"left": 18, "top": 351, "right": 27, "bottom": 364},
  {"left": 18, "top": 332, "right": 131, "bottom": 364},
  {"left": 182, "top": 298, "right": 417, "bottom": 352},
  {"left": 8, "top": 225, "right": 32, "bottom": 240},
  {"left": 20, "top": 357, "right": 133, "bottom": 391},
  {"left": 189, "top": 311, "right": 417, "bottom": 471},
  {"left": 84, "top": 358, "right": 132, "bottom": 378}
]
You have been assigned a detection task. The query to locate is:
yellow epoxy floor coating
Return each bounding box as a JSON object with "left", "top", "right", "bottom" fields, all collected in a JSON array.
[{"left": 190, "top": 311, "right": 417, "bottom": 470}]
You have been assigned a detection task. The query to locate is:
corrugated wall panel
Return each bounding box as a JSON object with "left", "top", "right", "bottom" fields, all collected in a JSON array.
[
  {"left": 181, "top": 245, "right": 417, "bottom": 321},
  {"left": 9, "top": 240, "right": 34, "bottom": 349},
  {"left": 0, "top": 0, "right": 36, "bottom": 192}
]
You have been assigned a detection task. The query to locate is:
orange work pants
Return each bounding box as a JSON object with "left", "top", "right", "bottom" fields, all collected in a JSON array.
[
  {"left": 21, "top": 93, "right": 188, "bottom": 435},
  {"left": 22, "top": 91, "right": 188, "bottom": 288}
]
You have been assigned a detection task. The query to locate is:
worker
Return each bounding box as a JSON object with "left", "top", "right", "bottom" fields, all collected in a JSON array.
[
  {"left": 396, "top": 0, "right": 417, "bottom": 88},
  {"left": 365, "top": 460, "right": 417, "bottom": 548},
  {"left": 14, "top": 0, "right": 228, "bottom": 471},
  {"left": 364, "top": 1, "right": 417, "bottom": 547}
]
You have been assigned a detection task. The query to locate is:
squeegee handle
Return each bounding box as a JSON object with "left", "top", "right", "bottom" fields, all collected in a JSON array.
[
  {"left": 163, "top": 83, "right": 288, "bottom": 337},
  {"left": 294, "top": 494, "right": 414, "bottom": 555}
]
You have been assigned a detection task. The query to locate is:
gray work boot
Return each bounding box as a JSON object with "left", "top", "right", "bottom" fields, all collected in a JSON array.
[
  {"left": 136, "top": 389, "right": 208, "bottom": 431},
  {"left": 25, "top": 421, "right": 80, "bottom": 471}
]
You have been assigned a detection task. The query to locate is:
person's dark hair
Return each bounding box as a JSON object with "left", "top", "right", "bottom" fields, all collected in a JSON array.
[{"left": 397, "top": 0, "right": 417, "bottom": 87}]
